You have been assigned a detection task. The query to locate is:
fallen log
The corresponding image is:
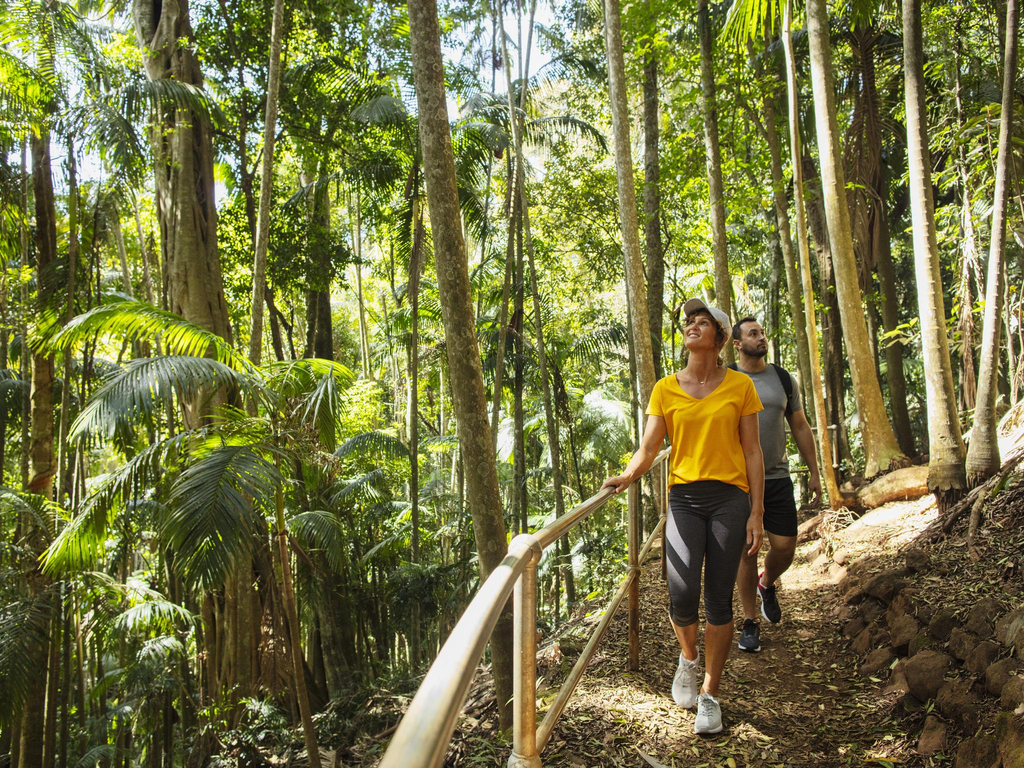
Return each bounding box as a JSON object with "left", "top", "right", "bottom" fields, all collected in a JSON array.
[{"left": 855, "top": 465, "right": 931, "bottom": 510}]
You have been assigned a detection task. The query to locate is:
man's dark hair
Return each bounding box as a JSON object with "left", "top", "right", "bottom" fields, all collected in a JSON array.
[{"left": 732, "top": 316, "right": 758, "bottom": 340}]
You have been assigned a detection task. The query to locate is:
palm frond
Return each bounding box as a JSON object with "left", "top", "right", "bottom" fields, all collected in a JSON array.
[
  {"left": 70, "top": 356, "right": 249, "bottom": 442},
  {"left": 114, "top": 600, "right": 196, "bottom": 633},
  {"left": 335, "top": 431, "right": 409, "bottom": 460},
  {"left": 44, "top": 432, "right": 199, "bottom": 575},
  {"left": 75, "top": 745, "right": 116, "bottom": 768},
  {"left": 288, "top": 510, "right": 347, "bottom": 573},
  {"left": 351, "top": 94, "right": 409, "bottom": 126},
  {"left": 122, "top": 78, "right": 226, "bottom": 130},
  {"left": 47, "top": 298, "right": 252, "bottom": 373},
  {"left": 0, "top": 597, "right": 51, "bottom": 727},
  {"left": 330, "top": 468, "right": 387, "bottom": 506},
  {"left": 0, "top": 487, "right": 59, "bottom": 543},
  {"left": 567, "top": 324, "right": 628, "bottom": 366},
  {"left": 526, "top": 115, "right": 607, "bottom": 152},
  {"left": 722, "top": 0, "right": 781, "bottom": 45},
  {"left": 166, "top": 445, "right": 279, "bottom": 588}
]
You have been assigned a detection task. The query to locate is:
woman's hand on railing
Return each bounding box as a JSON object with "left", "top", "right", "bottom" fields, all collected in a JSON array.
[{"left": 600, "top": 472, "right": 634, "bottom": 494}]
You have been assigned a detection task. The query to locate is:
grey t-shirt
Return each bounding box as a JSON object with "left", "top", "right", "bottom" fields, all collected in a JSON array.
[{"left": 734, "top": 364, "right": 802, "bottom": 479}]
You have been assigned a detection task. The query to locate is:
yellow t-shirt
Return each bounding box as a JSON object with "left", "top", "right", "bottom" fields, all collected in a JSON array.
[{"left": 646, "top": 369, "right": 763, "bottom": 492}]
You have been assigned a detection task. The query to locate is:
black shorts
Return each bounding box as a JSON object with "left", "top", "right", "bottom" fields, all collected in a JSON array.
[{"left": 763, "top": 477, "right": 798, "bottom": 537}]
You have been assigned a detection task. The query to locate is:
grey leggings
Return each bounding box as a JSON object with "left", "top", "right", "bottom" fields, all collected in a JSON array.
[{"left": 666, "top": 481, "right": 750, "bottom": 627}]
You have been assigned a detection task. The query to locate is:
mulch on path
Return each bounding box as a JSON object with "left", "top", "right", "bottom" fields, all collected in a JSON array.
[{"left": 532, "top": 540, "right": 903, "bottom": 768}]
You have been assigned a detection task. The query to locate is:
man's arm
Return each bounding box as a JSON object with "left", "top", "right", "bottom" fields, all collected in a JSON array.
[{"left": 787, "top": 408, "right": 822, "bottom": 507}]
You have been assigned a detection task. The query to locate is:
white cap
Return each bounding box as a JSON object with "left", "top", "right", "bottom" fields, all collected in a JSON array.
[{"left": 682, "top": 297, "right": 731, "bottom": 330}]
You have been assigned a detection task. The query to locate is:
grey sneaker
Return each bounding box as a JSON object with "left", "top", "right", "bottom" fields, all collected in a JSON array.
[
  {"left": 738, "top": 618, "right": 760, "bottom": 652},
  {"left": 672, "top": 651, "right": 700, "bottom": 708},
  {"left": 694, "top": 692, "right": 723, "bottom": 734}
]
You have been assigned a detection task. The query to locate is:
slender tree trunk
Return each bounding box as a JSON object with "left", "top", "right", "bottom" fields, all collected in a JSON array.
[
  {"left": 757, "top": 40, "right": 812, "bottom": 405},
  {"left": 698, "top": 0, "right": 732, "bottom": 338},
  {"left": 602, "top": 0, "right": 657, "bottom": 404},
  {"left": 408, "top": 204, "right": 424, "bottom": 667},
  {"left": 903, "top": 0, "right": 967, "bottom": 508},
  {"left": 514, "top": 223, "right": 527, "bottom": 536},
  {"left": 19, "top": 142, "right": 29, "bottom": 493},
  {"left": 29, "top": 132, "right": 56, "bottom": 497},
  {"left": 782, "top": 0, "right": 842, "bottom": 506},
  {"left": 490, "top": 160, "right": 519, "bottom": 451},
  {"left": 57, "top": 588, "right": 71, "bottom": 768},
  {"left": 805, "top": 0, "right": 907, "bottom": 477},
  {"left": 355, "top": 191, "right": 371, "bottom": 377},
  {"left": 643, "top": 36, "right": 664, "bottom": 379},
  {"left": 967, "top": 0, "right": 1019, "bottom": 484},
  {"left": 274, "top": 480, "right": 321, "bottom": 768},
  {"left": 247, "top": 0, "right": 285, "bottom": 365},
  {"left": 110, "top": 206, "right": 133, "bottom": 296},
  {"left": 407, "top": 0, "right": 514, "bottom": 728},
  {"left": 499, "top": 0, "right": 571, "bottom": 610},
  {"left": 42, "top": 607, "right": 59, "bottom": 768},
  {"left": 57, "top": 141, "right": 79, "bottom": 503}
]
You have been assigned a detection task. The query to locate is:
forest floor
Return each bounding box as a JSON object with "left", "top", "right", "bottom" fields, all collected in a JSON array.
[{"left": 400, "top": 479, "right": 1024, "bottom": 768}]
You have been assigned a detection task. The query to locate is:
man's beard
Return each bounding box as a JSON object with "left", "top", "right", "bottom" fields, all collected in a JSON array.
[{"left": 743, "top": 343, "right": 768, "bottom": 359}]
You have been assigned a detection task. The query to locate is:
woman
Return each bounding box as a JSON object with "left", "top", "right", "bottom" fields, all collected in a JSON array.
[{"left": 602, "top": 298, "right": 764, "bottom": 735}]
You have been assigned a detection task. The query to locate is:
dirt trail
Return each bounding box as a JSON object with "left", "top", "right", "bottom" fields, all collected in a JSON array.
[{"left": 532, "top": 497, "right": 943, "bottom": 767}]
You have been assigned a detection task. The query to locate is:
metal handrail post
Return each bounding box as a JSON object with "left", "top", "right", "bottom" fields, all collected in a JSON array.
[
  {"left": 627, "top": 482, "right": 640, "bottom": 671},
  {"left": 507, "top": 534, "right": 542, "bottom": 768}
]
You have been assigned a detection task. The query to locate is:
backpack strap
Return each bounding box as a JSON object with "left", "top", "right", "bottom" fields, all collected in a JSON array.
[{"left": 771, "top": 363, "right": 795, "bottom": 416}]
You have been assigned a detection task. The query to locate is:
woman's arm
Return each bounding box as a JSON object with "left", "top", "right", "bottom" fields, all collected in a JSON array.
[
  {"left": 600, "top": 414, "right": 667, "bottom": 494},
  {"left": 739, "top": 411, "right": 764, "bottom": 556}
]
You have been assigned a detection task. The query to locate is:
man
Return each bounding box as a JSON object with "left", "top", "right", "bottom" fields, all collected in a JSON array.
[{"left": 730, "top": 317, "right": 821, "bottom": 652}]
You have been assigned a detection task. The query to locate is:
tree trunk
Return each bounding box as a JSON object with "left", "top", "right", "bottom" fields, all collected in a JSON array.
[
  {"left": 408, "top": 202, "right": 424, "bottom": 667},
  {"left": 643, "top": 40, "right": 664, "bottom": 379},
  {"left": 757, "top": 49, "right": 812, "bottom": 403},
  {"left": 407, "top": 0, "right": 514, "bottom": 728},
  {"left": 19, "top": 141, "right": 29, "bottom": 492},
  {"left": 514, "top": 221, "right": 528, "bottom": 536},
  {"left": 57, "top": 141, "right": 79, "bottom": 503},
  {"left": 804, "top": 0, "right": 907, "bottom": 477},
  {"left": 843, "top": 27, "right": 915, "bottom": 456},
  {"left": 133, "top": 0, "right": 232, "bottom": 345},
  {"left": 698, "top": 0, "right": 732, "bottom": 339},
  {"left": 602, "top": 0, "right": 657, "bottom": 405},
  {"left": 29, "top": 131, "right": 56, "bottom": 497},
  {"left": 781, "top": 0, "right": 842, "bottom": 507},
  {"left": 499, "top": 0, "right": 571, "bottom": 617},
  {"left": 248, "top": 0, "right": 286, "bottom": 366},
  {"left": 966, "top": 0, "right": 1018, "bottom": 484},
  {"left": 805, "top": 155, "right": 854, "bottom": 475},
  {"left": 274, "top": 482, "right": 321, "bottom": 768},
  {"left": 902, "top": 0, "right": 967, "bottom": 509}
]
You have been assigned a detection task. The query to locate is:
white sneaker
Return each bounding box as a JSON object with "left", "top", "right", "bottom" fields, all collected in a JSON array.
[
  {"left": 672, "top": 651, "right": 700, "bottom": 708},
  {"left": 694, "top": 692, "right": 723, "bottom": 734}
]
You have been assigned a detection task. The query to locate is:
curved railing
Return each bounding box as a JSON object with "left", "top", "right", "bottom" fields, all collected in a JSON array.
[{"left": 379, "top": 448, "right": 671, "bottom": 768}]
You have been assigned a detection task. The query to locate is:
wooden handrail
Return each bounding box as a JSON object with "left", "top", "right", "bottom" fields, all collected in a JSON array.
[{"left": 379, "top": 448, "right": 671, "bottom": 768}]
